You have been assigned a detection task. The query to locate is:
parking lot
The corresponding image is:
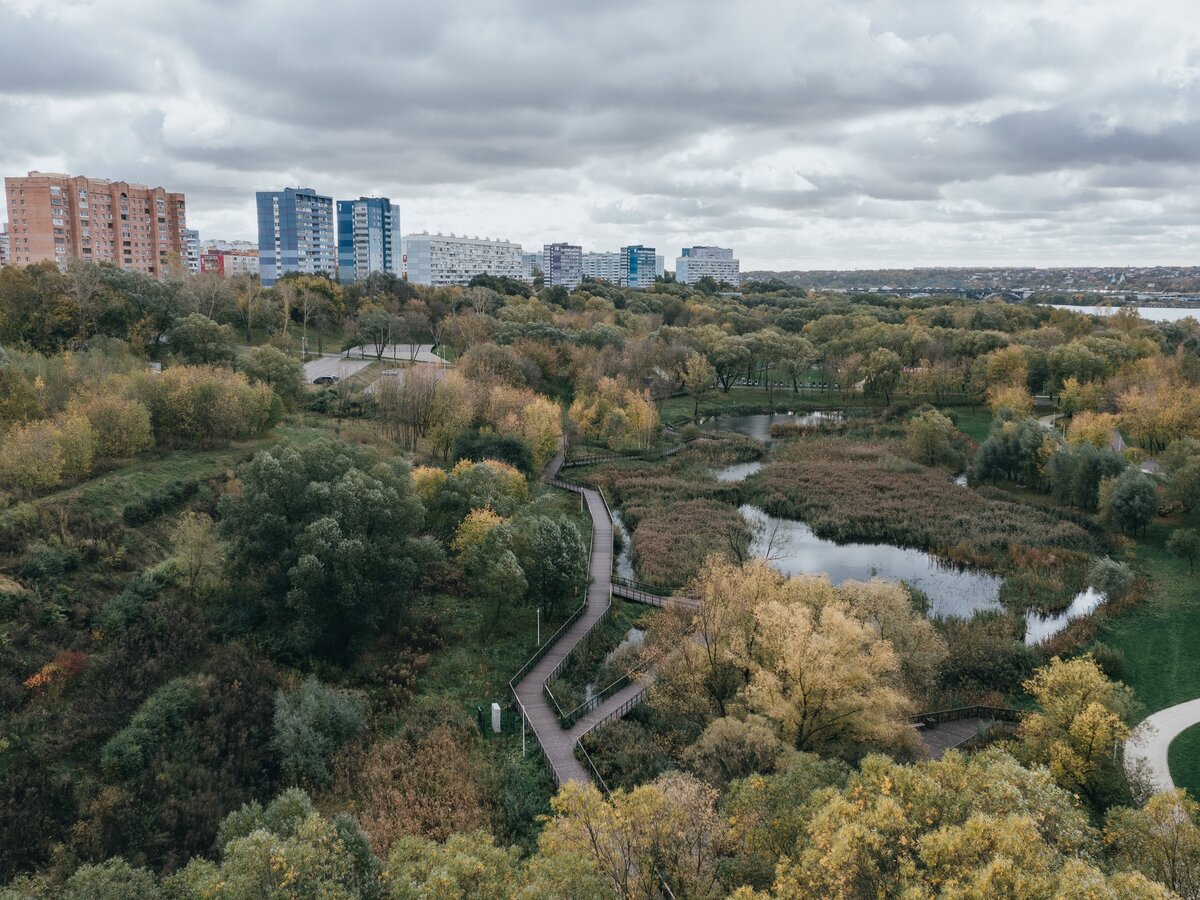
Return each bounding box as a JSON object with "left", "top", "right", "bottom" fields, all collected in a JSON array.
[{"left": 302, "top": 355, "right": 373, "bottom": 384}]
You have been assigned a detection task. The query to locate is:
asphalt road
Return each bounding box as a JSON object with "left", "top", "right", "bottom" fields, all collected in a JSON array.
[{"left": 302, "top": 356, "right": 373, "bottom": 383}]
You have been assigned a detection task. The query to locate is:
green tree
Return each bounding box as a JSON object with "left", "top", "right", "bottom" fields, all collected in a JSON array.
[
  {"left": 218, "top": 439, "right": 427, "bottom": 660},
  {"left": 1168, "top": 528, "right": 1200, "bottom": 573},
  {"left": 243, "top": 345, "right": 305, "bottom": 409},
  {"left": 271, "top": 678, "right": 367, "bottom": 786},
  {"left": 864, "top": 347, "right": 902, "bottom": 404},
  {"left": 169, "top": 313, "right": 237, "bottom": 365},
  {"left": 516, "top": 515, "right": 589, "bottom": 620},
  {"left": 385, "top": 831, "right": 521, "bottom": 899},
  {"left": 1105, "top": 789, "right": 1200, "bottom": 900},
  {"left": 906, "top": 408, "right": 958, "bottom": 466},
  {"left": 166, "top": 789, "right": 381, "bottom": 899},
  {"left": 1104, "top": 468, "right": 1158, "bottom": 536},
  {"left": 1170, "top": 458, "right": 1200, "bottom": 514}
]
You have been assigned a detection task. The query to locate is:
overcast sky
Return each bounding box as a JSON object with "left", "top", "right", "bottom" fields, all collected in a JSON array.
[{"left": 2, "top": 0, "right": 1199, "bottom": 270}]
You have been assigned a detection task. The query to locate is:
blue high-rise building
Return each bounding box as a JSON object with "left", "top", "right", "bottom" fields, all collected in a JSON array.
[
  {"left": 336, "top": 197, "right": 400, "bottom": 283},
  {"left": 255, "top": 187, "right": 336, "bottom": 286},
  {"left": 620, "top": 244, "right": 656, "bottom": 288}
]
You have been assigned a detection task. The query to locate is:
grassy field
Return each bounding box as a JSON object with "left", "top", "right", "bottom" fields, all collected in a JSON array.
[
  {"left": 952, "top": 407, "right": 995, "bottom": 443},
  {"left": 1169, "top": 724, "right": 1200, "bottom": 801},
  {"left": 1094, "top": 519, "right": 1200, "bottom": 798}
]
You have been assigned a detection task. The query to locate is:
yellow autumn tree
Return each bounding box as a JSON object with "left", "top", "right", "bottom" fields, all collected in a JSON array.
[
  {"left": 410, "top": 465, "right": 447, "bottom": 508},
  {"left": 451, "top": 506, "right": 504, "bottom": 556},
  {"left": 1017, "top": 654, "right": 1134, "bottom": 796},
  {"left": 70, "top": 391, "right": 154, "bottom": 459},
  {"left": 0, "top": 419, "right": 66, "bottom": 491},
  {"left": 1068, "top": 411, "right": 1120, "bottom": 449},
  {"left": 987, "top": 383, "right": 1035, "bottom": 417},
  {"left": 519, "top": 395, "right": 563, "bottom": 472}
]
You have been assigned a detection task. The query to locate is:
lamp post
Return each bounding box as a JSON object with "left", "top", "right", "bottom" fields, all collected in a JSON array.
[{"left": 537, "top": 607, "right": 541, "bottom": 646}]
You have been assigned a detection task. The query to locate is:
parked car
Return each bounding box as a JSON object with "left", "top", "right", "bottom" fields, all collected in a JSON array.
[{"left": 312, "top": 375, "right": 340, "bottom": 385}]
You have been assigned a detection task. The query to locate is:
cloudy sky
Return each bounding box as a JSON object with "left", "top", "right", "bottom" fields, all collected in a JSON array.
[{"left": 2, "top": 0, "right": 1199, "bottom": 270}]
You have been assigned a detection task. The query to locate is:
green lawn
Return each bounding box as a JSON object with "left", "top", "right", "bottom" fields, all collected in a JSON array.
[
  {"left": 1095, "top": 519, "right": 1200, "bottom": 797},
  {"left": 1169, "top": 723, "right": 1200, "bottom": 801},
  {"left": 952, "top": 407, "right": 995, "bottom": 443},
  {"left": 1098, "top": 521, "right": 1200, "bottom": 716}
]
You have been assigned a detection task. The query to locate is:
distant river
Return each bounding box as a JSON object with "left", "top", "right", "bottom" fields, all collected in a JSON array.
[{"left": 1044, "top": 304, "right": 1200, "bottom": 323}]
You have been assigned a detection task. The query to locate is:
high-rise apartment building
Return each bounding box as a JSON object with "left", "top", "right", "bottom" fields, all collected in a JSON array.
[
  {"left": 656, "top": 255, "right": 665, "bottom": 279},
  {"left": 620, "top": 244, "right": 657, "bottom": 288},
  {"left": 3, "top": 170, "right": 188, "bottom": 276},
  {"left": 336, "top": 196, "right": 400, "bottom": 283},
  {"left": 401, "top": 232, "right": 523, "bottom": 286},
  {"left": 0, "top": 226, "right": 9, "bottom": 267},
  {"left": 520, "top": 251, "right": 542, "bottom": 282},
  {"left": 542, "top": 242, "right": 582, "bottom": 288},
  {"left": 675, "top": 246, "right": 740, "bottom": 286},
  {"left": 183, "top": 228, "right": 201, "bottom": 273},
  {"left": 255, "top": 187, "right": 335, "bottom": 286},
  {"left": 581, "top": 251, "right": 622, "bottom": 283}
]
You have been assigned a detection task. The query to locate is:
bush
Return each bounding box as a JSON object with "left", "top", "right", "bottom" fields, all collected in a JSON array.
[
  {"left": 451, "top": 429, "right": 534, "bottom": 474},
  {"left": 1091, "top": 643, "right": 1127, "bottom": 681},
  {"left": 1087, "top": 556, "right": 1134, "bottom": 601},
  {"left": 124, "top": 366, "right": 280, "bottom": 448},
  {"left": 100, "top": 677, "right": 202, "bottom": 780},
  {"left": 17, "top": 542, "right": 81, "bottom": 582},
  {"left": 71, "top": 392, "right": 154, "bottom": 459},
  {"left": 121, "top": 479, "right": 200, "bottom": 526},
  {"left": 97, "top": 570, "right": 166, "bottom": 633},
  {"left": 271, "top": 678, "right": 368, "bottom": 786}
]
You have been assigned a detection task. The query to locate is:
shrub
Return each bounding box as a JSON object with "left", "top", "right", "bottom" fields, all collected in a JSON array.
[
  {"left": 124, "top": 366, "right": 280, "bottom": 448},
  {"left": 1087, "top": 556, "right": 1134, "bottom": 601},
  {"left": 121, "top": 479, "right": 201, "bottom": 526},
  {"left": 0, "top": 420, "right": 65, "bottom": 492},
  {"left": 71, "top": 392, "right": 154, "bottom": 458},
  {"left": 100, "top": 677, "right": 202, "bottom": 780},
  {"left": 1091, "top": 643, "right": 1127, "bottom": 681},
  {"left": 451, "top": 429, "right": 534, "bottom": 474},
  {"left": 271, "top": 678, "right": 368, "bottom": 786},
  {"left": 17, "top": 542, "right": 81, "bottom": 582}
]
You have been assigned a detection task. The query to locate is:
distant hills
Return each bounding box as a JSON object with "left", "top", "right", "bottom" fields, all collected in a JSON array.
[{"left": 742, "top": 266, "right": 1200, "bottom": 294}]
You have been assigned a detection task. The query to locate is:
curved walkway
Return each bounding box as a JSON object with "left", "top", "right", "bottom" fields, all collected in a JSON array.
[{"left": 1125, "top": 699, "right": 1200, "bottom": 791}]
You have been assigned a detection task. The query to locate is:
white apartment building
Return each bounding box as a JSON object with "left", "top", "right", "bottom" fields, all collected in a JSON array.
[
  {"left": 183, "top": 228, "right": 201, "bottom": 273},
  {"left": 203, "top": 239, "right": 257, "bottom": 253},
  {"left": 402, "top": 232, "right": 523, "bottom": 286},
  {"left": 581, "top": 251, "right": 622, "bottom": 283},
  {"left": 656, "top": 255, "right": 665, "bottom": 279},
  {"left": 675, "top": 246, "right": 740, "bottom": 286}
]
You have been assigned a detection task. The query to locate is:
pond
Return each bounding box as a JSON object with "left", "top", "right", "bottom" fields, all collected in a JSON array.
[
  {"left": 713, "top": 460, "right": 764, "bottom": 482},
  {"left": 741, "top": 505, "right": 1005, "bottom": 619},
  {"left": 1024, "top": 587, "right": 1105, "bottom": 645},
  {"left": 585, "top": 626, "right": 646, "bottom": 702},
  {"left": 699, "top": 411, "right": 842, "bottom": 444}
]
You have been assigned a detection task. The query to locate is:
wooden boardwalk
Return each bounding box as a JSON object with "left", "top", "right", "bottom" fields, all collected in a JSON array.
[{"left": 512, "top": 451, "right": 645, "bottom": 785}]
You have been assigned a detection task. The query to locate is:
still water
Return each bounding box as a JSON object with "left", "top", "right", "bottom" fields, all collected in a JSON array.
[
  {"left": 741, "top": 505, "right": 1005, "bottom": 619},
  {"left": 699, "top": 411, "right": 842, "bottom": 444},
  {"left": 1024, "top": 587, "right": 1105, "bottom": 645},
  {"left": 1045, "top": 304, "right": 1199, "bottom": 323},
  {"left": 714, "top": 460, "right": 764, "bottom": 482}
]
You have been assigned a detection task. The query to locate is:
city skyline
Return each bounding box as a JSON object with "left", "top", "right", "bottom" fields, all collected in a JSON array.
[{"left": 2, "top": 2, "right": 1200, "bottom": 269}]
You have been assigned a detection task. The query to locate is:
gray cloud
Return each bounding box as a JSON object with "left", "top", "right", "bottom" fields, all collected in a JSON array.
[{"left": 1, "top": 0, "right": 1199, "bottom": 267}]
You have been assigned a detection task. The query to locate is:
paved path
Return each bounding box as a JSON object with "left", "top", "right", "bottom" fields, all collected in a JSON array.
[{"left": 1126, "top": 699, "right": 1200, "bottom": 791}]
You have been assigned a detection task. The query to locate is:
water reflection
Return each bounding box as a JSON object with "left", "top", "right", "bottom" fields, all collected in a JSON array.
[
  {"left": 700, "top": 411, "right": 842, "bottom": 444},
  {"left": 713, "top": 460, "right": 764, "bottom": 482},
  {"left": 1024, "top": 587, "right": 1105, "bottom": 645},
  {"left": 610, "top": 509, "right": 636, "bottom": 581},
  {"left": 741, "top": 505, "right": 1004, "bottom": 619}
]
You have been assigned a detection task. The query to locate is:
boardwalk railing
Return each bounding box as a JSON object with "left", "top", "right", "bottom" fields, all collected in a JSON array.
[{"left": 910, "top": 705, "right": 1023, "bottom": 727}]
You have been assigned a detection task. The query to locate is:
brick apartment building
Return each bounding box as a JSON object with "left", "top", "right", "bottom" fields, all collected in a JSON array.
[{"left": 3, "top": 171, "right": 189, "bottom": 277}]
